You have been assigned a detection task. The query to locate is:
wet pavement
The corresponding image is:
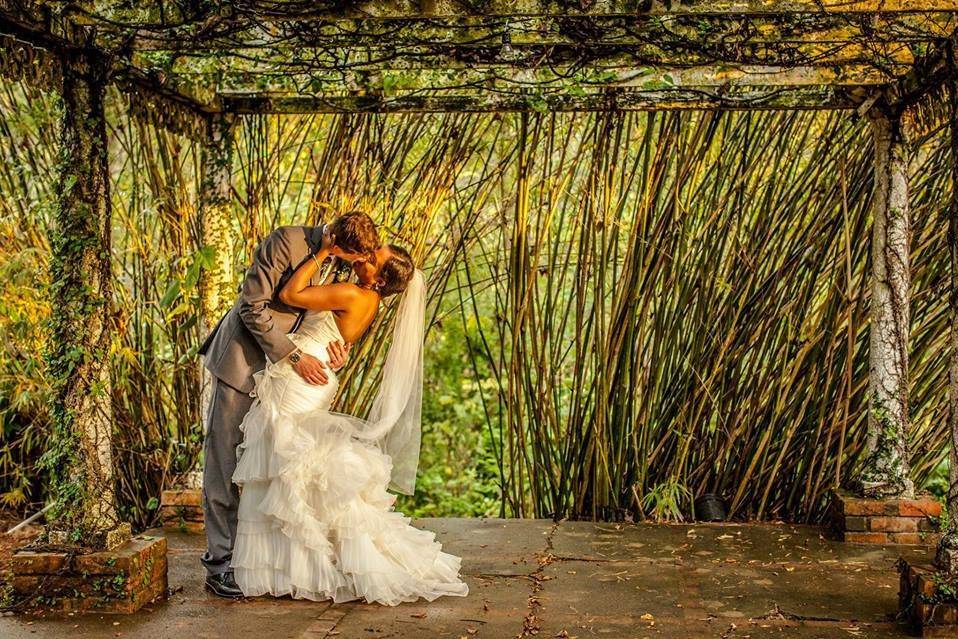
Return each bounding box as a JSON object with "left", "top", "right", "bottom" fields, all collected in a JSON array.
[{"left": 0, "top": 518, "right": 933, "bottom": 638}]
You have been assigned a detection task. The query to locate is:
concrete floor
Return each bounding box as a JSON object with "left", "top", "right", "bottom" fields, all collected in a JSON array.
[{"left": 0, "top": 518, "right": 934, "bottom": 638}]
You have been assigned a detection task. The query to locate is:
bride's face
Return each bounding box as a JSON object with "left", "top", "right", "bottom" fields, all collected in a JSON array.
[{"left": 353, "top": 245, "right": 392, "bottom": 287}]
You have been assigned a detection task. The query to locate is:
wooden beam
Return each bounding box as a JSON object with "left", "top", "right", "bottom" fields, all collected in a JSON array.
[
  {"left": 336, "top": 0, "right": 958, "bottom": 17},
  {"left": 0, "top": 0, "right": 216, "bottom": 134},
  {"left": 220, "top": 85, "right": 866, "bottom": 113},
  {"left": 102, "top": 0, "right": 958, "bottom": 21},
  {"left": 181, "top": 63, "right": 896, "bottom": 103},
  {"left": 156, "top": 43, "right": 917, "bottom": 76},
  {"left": 121, "top": 12, "right": 957, "bottom": 52}
]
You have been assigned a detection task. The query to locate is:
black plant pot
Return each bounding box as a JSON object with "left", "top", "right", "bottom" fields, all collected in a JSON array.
[{"left": 694, "top": 493, "right": 728, "bottom": 522}]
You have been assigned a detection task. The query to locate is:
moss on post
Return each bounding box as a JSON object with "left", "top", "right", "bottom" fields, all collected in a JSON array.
[
  {"left": 198, "top": 112, "right": 236, "bottom": 331},
  {"left": 859, "top": 110, "right": 914, "bottom": 499},
  {"left": 39, "top": 49, "right": 118, "bottom": 545}
]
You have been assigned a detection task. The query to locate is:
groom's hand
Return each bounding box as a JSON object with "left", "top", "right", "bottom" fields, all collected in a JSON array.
[
  {"left": 292, "top": 353, "right": 329, "bottom": 385},
  {"left": 327, "top": 340, "right": 351, "bottom": 371}
]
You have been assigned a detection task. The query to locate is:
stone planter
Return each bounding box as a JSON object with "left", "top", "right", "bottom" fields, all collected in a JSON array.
[
  {"left": 899, "top": 559, "right": 958, "bottom": 637},
  {"left": 160, "top": 489, "right": 204, "bottom": 534},
  {"left": 829, "top": 490, "right": 941, "bottom": 545},
  {"left": 8, "top": 534, "right": 167, "bottom": 614}
]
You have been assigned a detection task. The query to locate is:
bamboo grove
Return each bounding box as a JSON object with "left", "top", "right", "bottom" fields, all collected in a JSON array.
[{"left": 0, "top": 77, "right": 954, "bottom": 528}]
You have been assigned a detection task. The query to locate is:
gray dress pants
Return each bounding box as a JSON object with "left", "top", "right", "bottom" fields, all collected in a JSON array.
[{"left": 201, "top": 376, "right": 255, "bottom": 576}]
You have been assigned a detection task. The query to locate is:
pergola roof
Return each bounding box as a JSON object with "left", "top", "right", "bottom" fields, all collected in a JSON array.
[{"left": 2, "top": 1, "right": 957, "bottom": 125}]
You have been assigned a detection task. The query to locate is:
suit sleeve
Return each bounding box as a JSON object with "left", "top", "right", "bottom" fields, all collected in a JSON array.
[{"left": 238, "top": 229, "right": 298, "bottom": 364}]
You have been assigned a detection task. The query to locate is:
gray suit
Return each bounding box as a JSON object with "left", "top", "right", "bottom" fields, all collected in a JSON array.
[{"left": 197, "top": 224, "right": 327, "bottom": 576}]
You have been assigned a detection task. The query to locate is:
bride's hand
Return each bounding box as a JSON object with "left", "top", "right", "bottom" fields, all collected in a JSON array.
[
  {"left": 327, "top": 340, "right": 351, "bottom": 371},
  {"left": 321, "top": 227, "right": 338, "bottom": 253}
]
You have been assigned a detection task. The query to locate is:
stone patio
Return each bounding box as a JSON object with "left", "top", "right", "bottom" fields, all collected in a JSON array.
[{"left": 0, "top": 518, "right": 935, "bottom": 638}]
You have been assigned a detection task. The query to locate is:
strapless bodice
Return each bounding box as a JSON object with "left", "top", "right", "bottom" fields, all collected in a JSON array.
[
  {"left": 288, "top": 311, "right": 344, "bottom": 363},
  {"left": 251, "top": 310, "right": 343, "bottom": 415}
]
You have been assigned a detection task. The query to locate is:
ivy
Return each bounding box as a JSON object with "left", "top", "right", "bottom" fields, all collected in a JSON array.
[{"left": 37, "top": 52, "right": 118, "bottom": 545}]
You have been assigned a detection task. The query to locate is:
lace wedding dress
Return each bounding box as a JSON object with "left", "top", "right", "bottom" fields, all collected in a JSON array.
[{"left": 230, "top": 307, "right": 469, "bottom": 605}]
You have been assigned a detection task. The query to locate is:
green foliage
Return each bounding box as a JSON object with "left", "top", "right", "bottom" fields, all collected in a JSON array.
[
  {"left": 923, "top": 459, "right": 950, "bottom": 500},
  {"left": 641, "top": 480, "right": 693, "bottom": 523},
  {"left": 395, "top": 316, "right": 502, "bottom": 518},
  {"left": 0, "top": 238, "right": 51, "bottom": 510},
  {"left": 0, "top": 83, "right": 57, "bottom": 515}
]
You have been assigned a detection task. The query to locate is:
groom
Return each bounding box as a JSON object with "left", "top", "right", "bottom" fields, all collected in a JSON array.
[{"left": 197, "top": 212, "right": 381, "bottom": 598}]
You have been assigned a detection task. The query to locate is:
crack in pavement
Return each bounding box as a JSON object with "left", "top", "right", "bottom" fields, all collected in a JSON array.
[{"left": 515, "top": 521, "right": 559, "bottom": 639}]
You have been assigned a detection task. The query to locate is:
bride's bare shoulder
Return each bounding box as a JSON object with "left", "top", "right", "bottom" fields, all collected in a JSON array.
[{"left": 330, "top": 282, "right": 378, "bottom": 310}]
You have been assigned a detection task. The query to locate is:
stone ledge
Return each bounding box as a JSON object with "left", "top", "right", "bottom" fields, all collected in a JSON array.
[
  {"left": 9, "top": 535, "right": 168, "bottom": 614},
  {"left": 829, "top": 490, "right": 941, "bottom": 545},
  {"left": 160, "top": 489, "right": 204, "bottom": 534}
]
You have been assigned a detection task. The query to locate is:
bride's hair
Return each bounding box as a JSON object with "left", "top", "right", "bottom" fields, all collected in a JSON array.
[{"left": 379, "top": 245, "right": 415, "bottom": 297}]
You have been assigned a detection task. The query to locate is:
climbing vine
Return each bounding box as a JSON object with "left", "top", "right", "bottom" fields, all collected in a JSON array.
[{"left": 38, "top": 49, "right": 119, "bottom": 545}]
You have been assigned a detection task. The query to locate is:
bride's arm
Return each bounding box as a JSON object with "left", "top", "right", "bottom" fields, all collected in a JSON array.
[{"left": 278, "top": 250, "right": 358, "bottom": 312}]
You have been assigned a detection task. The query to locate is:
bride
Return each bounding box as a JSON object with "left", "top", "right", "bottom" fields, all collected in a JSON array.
[{"left": 230, "top": 233, "right": 469, "bottom": 605}]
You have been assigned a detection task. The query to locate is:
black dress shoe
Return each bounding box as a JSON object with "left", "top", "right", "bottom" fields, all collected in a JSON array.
[{"left": 206, "top": 571, "right": 244, "bottom": 599}]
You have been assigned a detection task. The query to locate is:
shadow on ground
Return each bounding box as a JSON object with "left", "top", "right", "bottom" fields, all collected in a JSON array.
[{"left": 0, "top": 518, "right": 931, "bottom": 638}]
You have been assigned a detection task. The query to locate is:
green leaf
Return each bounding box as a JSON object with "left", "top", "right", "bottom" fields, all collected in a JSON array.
[{"left": 160, "top": 282, "right": 180, "bottom": 308}]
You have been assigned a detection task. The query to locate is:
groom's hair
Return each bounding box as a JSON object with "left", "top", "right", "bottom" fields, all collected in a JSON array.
[
  {"left": 329, "top": 212, "right": 380, "bottom": 255},
  {"left": 379, "top": 245, "right": 415, "bottom": 297}
]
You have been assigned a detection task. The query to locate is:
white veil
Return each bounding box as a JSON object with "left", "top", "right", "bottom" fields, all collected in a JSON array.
[{"left": 348, "top": 269, "right": 425, "bottom": 494}]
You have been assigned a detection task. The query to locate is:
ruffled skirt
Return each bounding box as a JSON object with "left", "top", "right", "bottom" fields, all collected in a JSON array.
[{"left": 230, "top": 363, "right": 468, "bottom": 606}]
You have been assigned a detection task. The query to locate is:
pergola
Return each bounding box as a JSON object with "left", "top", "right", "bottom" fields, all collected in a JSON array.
[{"left": 1, "top": 0, "right": 957, "bottom": 554}]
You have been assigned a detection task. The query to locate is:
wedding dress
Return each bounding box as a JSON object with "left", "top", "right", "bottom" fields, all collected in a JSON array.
[{"left": 230, "top": 276, "right": 468, "bottom": 605}]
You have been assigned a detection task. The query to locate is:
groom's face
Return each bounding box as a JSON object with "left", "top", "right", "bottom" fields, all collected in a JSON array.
[{"left": 333, "top": 248, "right": 369, "bottom": 264}]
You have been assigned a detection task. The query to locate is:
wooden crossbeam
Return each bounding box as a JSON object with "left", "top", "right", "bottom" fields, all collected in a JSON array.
[
  {"left": 181, "top": 63, "right": 897, "bottom": 99},
  {"left": 126, "top": 16, "right": 956, "bottom": 46},
  {"left": 149, "top": 0, "right": 958, "bottom": 19},
  {"left": 220, "top": 85, "right": 868, "bottom": 113},
  {"left": 162, "top": 45, "right": 914, "bottom": 82},
  {"left": 0, "top": 3, "right": 211, "bottom": 97},
  {"left": 117, "top": 12, "right": 957, "bottom": 53}
]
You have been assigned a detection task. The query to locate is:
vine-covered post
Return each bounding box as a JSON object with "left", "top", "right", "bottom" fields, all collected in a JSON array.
[
  {"left": 42, "top": 49, "right": 121, "bottom": 546},
  {"left": 198, "top": 112, "right": 236, "bottom": 331},
  {"left": 937, "top": 64, "right": 958, "bottom": 573},
  {"left": 858, "top": 109, "right": 914, "bottom": 499}
]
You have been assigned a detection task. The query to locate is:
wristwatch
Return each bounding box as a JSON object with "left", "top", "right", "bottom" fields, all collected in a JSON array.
[{"left": 289, "top": 350, "right": 302, "bottom": 364}]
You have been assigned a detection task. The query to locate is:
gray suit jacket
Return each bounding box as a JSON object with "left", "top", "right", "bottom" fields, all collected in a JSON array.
[{"left": 198, "top": 224, "right": 329, "bottom": 394}]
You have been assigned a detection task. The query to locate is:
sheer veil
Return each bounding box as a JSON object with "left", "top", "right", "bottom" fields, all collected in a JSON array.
[{"left": 348, "top": 269, "right": 426, "bottom": 494}]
